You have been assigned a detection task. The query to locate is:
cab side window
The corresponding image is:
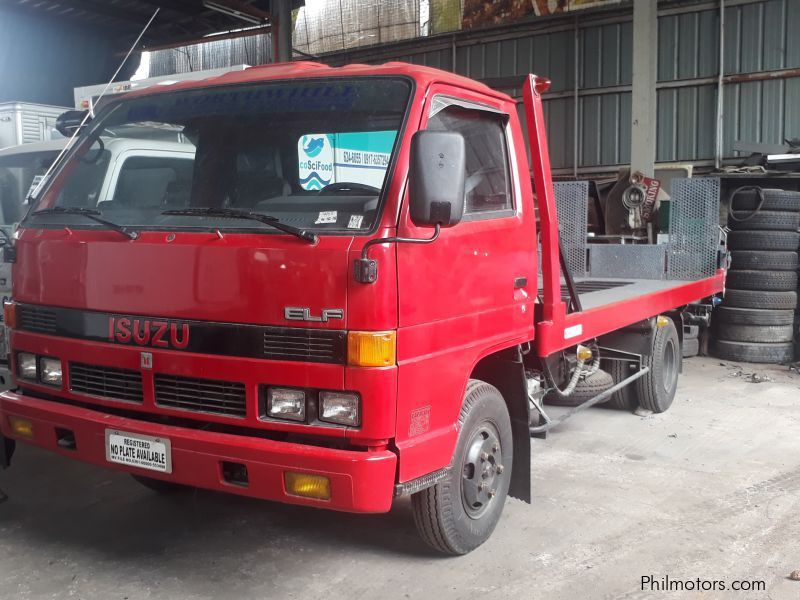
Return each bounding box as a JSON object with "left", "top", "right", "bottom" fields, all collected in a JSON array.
[{"left": 426, "top": 103, "right": 513, "bottom": 218}]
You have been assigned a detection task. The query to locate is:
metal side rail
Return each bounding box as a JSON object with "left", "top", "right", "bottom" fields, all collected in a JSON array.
[{"left": 529, "top": 366, "right": 650, "bottom": 435}]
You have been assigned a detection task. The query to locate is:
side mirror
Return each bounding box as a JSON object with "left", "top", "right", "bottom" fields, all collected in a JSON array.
[
  {"left": 409, "top": 130, "right": 466, "bottom": 227},
  {"left": 55, "top": 109, "right": 90, "bottom": 137}
]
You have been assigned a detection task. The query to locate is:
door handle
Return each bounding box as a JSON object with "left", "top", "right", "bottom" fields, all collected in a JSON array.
[{"left": 514, "top": 277, "right": 528, "bottom": 289}]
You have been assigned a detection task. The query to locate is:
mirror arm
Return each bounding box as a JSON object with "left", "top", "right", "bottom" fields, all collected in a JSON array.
[
  {"left": 353, "top": 223, "right": 441, "bottom": 284},
  {"left": 360, "top": 223, "right": 441, "bottom": 260}
]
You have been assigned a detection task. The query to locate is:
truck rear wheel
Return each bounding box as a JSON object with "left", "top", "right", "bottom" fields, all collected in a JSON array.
[
  {"left": 411, "top": 380, "right": 512, "bottom": 555},
  {"left": 637, "top": 319, "right": 680, "bottom": 413}
]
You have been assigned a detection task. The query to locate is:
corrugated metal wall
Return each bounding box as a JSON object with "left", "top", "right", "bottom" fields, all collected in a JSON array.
[
  {"left": 139, "top": 0, "right": 800, "bottom": 174},
  {"left": 319, "top": 0, "right": 800, "bottom": 174}
]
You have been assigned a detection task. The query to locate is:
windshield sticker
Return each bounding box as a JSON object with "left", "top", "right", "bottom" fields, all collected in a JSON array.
[
  {"left": 315, "top": 211, "right": 337, "bottom": 224},
  {"left": 348, "top": 215, "right": 364, "bottom": 229},
  {"left": 298, "top": 130, "right": 396, "bottom": 191},
  {"left": 298, "top": 134, "right": 334, "bottom": 190}
]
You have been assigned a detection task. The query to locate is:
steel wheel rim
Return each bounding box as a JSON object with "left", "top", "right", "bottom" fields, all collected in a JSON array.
[{"left": 460, "top": 422, "right": 504, "bottom": 520}]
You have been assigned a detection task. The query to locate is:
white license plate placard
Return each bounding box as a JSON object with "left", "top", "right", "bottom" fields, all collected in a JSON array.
[{"left": 105, "top": 430, "right": 172, "bottom": 474}]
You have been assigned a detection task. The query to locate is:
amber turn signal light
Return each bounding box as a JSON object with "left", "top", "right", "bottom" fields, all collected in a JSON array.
[
  {"left": 284, "top": 471, "right": 331, "bottom": 500},
  {"left": 3, "top": 301, "right": 16, "bottom": 330},
  {"left": 9, "top": 417, "right": 34, "bottom": 439},
  {"left": 347, "top": 331, "right": 396, "bottom": 367}
]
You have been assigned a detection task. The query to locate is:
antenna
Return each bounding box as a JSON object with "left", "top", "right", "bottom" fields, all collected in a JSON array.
[{"left": 25, "top": 8, "right": 160, "bottom": 206}]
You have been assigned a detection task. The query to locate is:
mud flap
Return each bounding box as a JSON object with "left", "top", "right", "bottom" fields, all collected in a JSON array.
[
  {"left": 0, "top": 433, "right": 14, "bottom": 469},
  {"left": 472, "top": 349, "right": 531, "bottom": 503}
]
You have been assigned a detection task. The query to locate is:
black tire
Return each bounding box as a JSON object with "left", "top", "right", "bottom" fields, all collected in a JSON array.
[
  {"left": 729, "top": 250, "right": 798, "bottom": 271},
  {"left": 712, "top": 323, "right": 794, "bottom": 343},
  {"left": 605, "top": 359, "right": 639, "bottom": 411},
  {"left": 544, "top": 369, "right": 614, "bottom": 407},
  {"left": 709, "top": 339, "right": 794, "bottom": 364},
  {"left": 729, "top": 210, "right": 800, "bottom": 231},
  {"left": 726, "top": 270, "right": 798, "bottom": 291},
  {"left": 637, "top": 319, "right": 680, "bottom": 414},
  {"left": 727, "top": 230, "right": 800, "bottom": 251},
  {"left": 682, "top": 337, "right": 699, "bottom": 358},
  {"left": 730, "top": 188, "right": 800, "bottom": 212},
  {"left": 412, "top": 380, "right": 512, "bottom": 555},
  {"left": 131, "top": 474, "right": 190, "bottom": 494},
  {"left": 714, "top": 306, "right": 795, "bottom": 326},
  {"left": 723, "top": 289, "right": 797, "bottom": 310}
]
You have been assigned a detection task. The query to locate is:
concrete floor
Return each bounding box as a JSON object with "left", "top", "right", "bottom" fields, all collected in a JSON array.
[{"left": 1, "top": 357, "right": 799, "bottom": 599}]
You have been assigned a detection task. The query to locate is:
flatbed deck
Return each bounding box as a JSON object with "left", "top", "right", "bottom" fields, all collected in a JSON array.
[
  {"left": 558, "top": 277, "right": 696, "bottom": 311},
  {"left": 534, "top": 271, "right": 726, "bottom": 356}
]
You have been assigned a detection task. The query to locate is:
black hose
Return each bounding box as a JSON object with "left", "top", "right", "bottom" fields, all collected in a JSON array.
[{"left": 727, "top": 185, "right": 766, "bottom": 223}]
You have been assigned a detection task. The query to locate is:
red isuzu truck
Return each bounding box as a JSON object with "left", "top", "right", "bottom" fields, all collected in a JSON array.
[{"left": 0, "top": 62, "right": 725, "bottom": 554}]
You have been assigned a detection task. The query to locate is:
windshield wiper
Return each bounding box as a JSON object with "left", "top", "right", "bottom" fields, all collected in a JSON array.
[
  {"left": 161, "top": 208, "right": 318, "bottom": 244},
  {"left": 27, "top": 207, "right": 137, "bottom": 240}
]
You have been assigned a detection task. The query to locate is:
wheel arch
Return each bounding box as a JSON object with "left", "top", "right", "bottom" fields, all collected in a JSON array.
[{"left": 470, "top": 346, "right": 531, "bottom": 503}]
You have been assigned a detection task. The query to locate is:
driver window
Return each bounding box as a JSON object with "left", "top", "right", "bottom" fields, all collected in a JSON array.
[{"left": 426, "top": 102, "right": 513, "bottom": 217}]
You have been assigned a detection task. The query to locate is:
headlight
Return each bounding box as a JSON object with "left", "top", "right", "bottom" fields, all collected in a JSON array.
[
  {"left": 266, "top": 387, "right": 306, "bottom": 421},
  {"left": 319, "top": 391, "right": 360, "bottom": 426},
  {"left": 16, "top": 352, "right": 37, "bottom": 380},
  {"left": 39, "top": 357, "right": 62, "bottom": 386}
]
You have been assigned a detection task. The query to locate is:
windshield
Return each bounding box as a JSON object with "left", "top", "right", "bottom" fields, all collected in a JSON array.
[
  {"left": 0, "top": 149, "right": 60, "bottom": 227},
  {"left": 30, "top": 77, "right": 412, "bottom": 234}
]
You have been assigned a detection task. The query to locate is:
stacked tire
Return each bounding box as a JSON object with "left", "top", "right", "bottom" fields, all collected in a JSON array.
[{"left": 710, "top": 188, "right": 800, "bottom": 364}]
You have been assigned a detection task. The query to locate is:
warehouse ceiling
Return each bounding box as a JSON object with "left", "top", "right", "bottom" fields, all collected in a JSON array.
[{"left": 0, "top": 0, "right": 302, "bottom": 50}]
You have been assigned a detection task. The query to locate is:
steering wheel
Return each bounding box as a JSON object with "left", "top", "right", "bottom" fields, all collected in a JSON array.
[{"left": 319, "top": 182, "right": 380, "bottom": 194}]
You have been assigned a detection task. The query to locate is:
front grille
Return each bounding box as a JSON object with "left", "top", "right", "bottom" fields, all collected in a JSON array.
[
  {"left": 69, "top": 362, "right": 144, "bottom": 403},
  {"left": 263, "top": 328, "right": 346, "bottom": 363},
  {"left": 18, "top": 305, "right": 57, "bottom": 334},
  {"left": 154, "top": 374, "right": 246, "bottom": 418}
]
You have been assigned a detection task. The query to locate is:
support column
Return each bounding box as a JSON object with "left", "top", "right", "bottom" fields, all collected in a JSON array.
[
  {"left": 630, "top": 0, "right": 658, "bottom": 175},
  {"left": 272, "top": 0, "right": 292, "bottom": 63}
]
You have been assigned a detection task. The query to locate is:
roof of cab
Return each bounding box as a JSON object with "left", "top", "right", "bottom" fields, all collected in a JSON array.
[{"left": 123, "top": 61, "right": 514, "bottom": 103}]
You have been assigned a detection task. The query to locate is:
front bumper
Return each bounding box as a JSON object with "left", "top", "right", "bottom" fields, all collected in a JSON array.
[{"left": 0, "top": 390, "right": 397, "bottom": 513}]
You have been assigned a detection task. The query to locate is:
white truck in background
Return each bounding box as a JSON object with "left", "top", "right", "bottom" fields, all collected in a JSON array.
[
  {"left": 0, "top": 102, "right": 69, "bottom": 150},
  {"left": 0, "top": 136, "right": 196, "bottom": 387}
]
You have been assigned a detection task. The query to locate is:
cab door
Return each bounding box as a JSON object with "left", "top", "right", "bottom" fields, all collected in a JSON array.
[{"left": 394, "top": 86, "right": 537, "bottom": 482}]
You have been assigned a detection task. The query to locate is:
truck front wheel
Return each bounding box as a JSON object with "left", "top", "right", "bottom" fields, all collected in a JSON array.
[
  {"left": 637, "top": 319, "right": 680, "bottom": 413},
  {"left": 411, "top": 380, "right": 513, "bottom": 555}
]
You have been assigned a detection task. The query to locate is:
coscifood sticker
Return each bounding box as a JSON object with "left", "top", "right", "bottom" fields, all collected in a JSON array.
[{"left": 298, "top": 134, "right": 335, "bottom": 190}]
